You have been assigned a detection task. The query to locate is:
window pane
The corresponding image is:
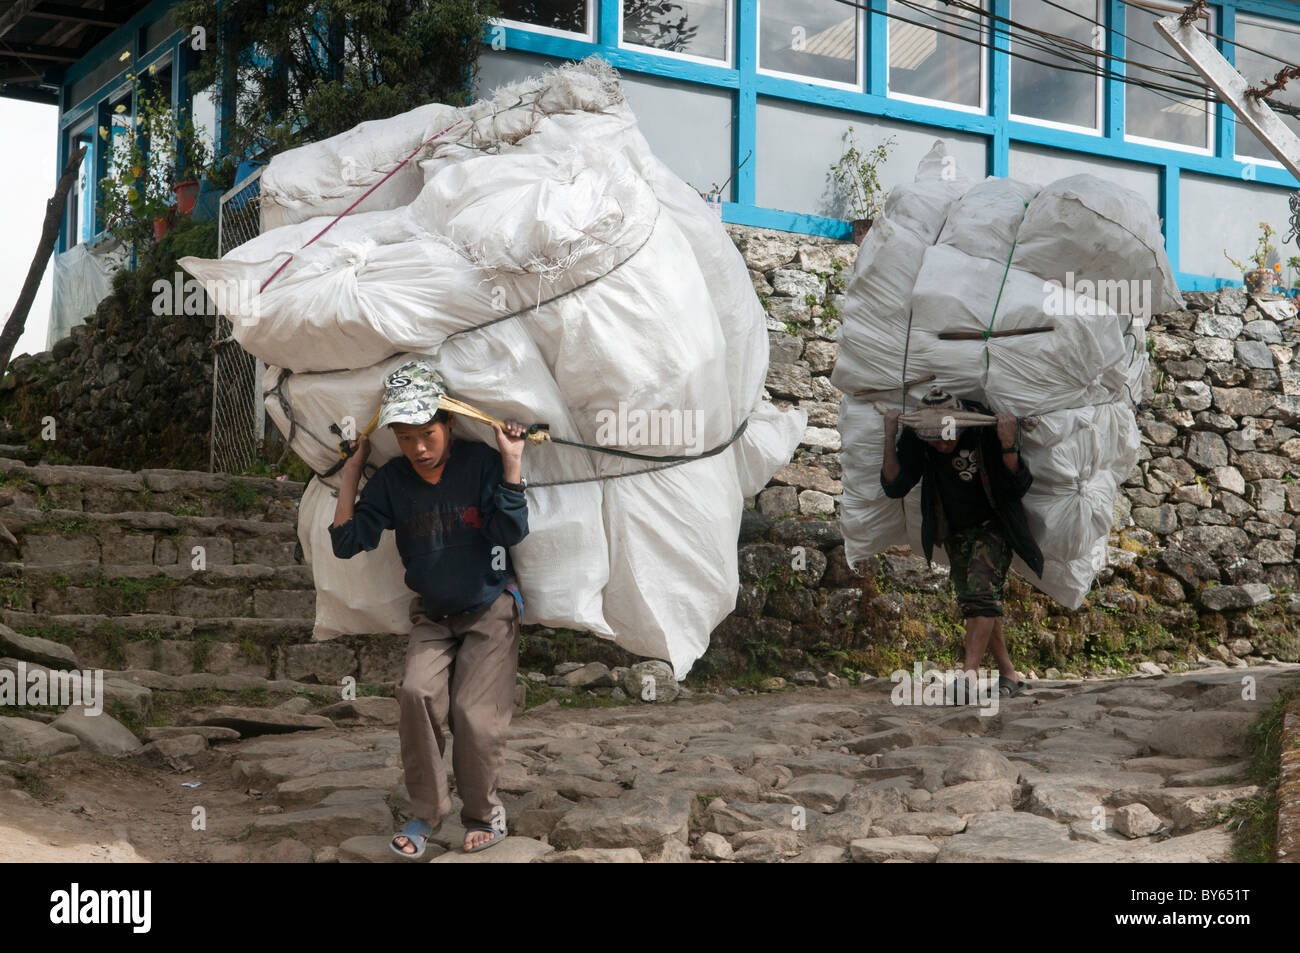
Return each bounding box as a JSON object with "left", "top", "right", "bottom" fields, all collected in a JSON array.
[
  {"left": 623, "top": 0, "right": 728, "bottom": 61},
  {"left": 68, "top": 124, "right": 94, "bottom": 245},
  {"left": 1233, "top": 16, "right": 1300, "bottom": 162},
  {"left": 1009, "top": 0, "right": 1099, "bottom": 128},
  {"left": 1124, "top": 4, "right": 1212, "bottom": 148},
  {"left": 760, "top": 0, "right": 857, "bottom": 85},
  {"left": 496, "top": 0, "right": 587, "bottom": 33},
  {"left": 888, "top": 0, "right": 984, "bottom": 108}
]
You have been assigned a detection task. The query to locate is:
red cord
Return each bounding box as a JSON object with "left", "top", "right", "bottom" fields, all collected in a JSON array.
[{"left": 257, "top": 117, "right": 466, "bottom": 294}]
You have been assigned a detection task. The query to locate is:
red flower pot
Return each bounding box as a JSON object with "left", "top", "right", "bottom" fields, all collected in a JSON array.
[
  {"left": 173, "top": 180, "right": 200, "bottom": 215},
  {"left": 153, "top": 215, "right": 170, "bottom": 242}
]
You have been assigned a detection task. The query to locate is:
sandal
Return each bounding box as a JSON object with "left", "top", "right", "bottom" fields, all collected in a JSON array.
[
  {"left": 464, "top": 826, "right": 505, "bottom": 853},
  {"left": 999, "top": 675, "right": 1027, "bottom": 698},
  {"left": 390, "top": 817, "right": 439, "bottom": 859}
]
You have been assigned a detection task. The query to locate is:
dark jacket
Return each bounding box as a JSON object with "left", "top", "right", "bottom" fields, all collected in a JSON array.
[
  {"left": 329, "top": 440, "right": 529, "bottom": 617},
  {"left": 879, "top": 399, "right": 1044, "bottom": 578}
]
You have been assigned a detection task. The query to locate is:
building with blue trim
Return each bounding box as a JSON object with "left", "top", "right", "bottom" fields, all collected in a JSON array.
[{"left": 5, "top": 0, "right": 1299, "bottom": 348}]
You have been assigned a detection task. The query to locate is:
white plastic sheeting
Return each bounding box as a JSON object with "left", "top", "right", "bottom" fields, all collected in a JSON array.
[
  {"left": 832, "top": 141, "right": 1180, "bottom": 609},
  {"left": 49, "top": 240, "right": 128, "bottom": 346},
  {"left": 181, "top": 57, "right": 804, "bottom": 679}
]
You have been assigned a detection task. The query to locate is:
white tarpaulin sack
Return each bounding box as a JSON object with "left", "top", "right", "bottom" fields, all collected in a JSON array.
[
  {"left": 834, "top": 142, "right": 1180, "bottom": 609},
  {"left": 183, "top": 57, "right": 804, "bottom": 679}
]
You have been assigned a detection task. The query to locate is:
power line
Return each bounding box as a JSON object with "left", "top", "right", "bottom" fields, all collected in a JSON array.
[
  {"left": 940, "top": 0, "right": 1205, "bottom": 85},
  {"left": 1032, "top": 0, "right": 1201, "bottom": 73},
  {"left": 824, "top": 0, "right": 1300, "bottom": 128},
  {"left": 862, "top": 0, "right": 1220, "bottom": 119},
  {"left": 887, "top": 0, "right": 1210, "bottom": 97},
  {"left": 1115, "top": 0, "right": 1300, "bottom": 75}
]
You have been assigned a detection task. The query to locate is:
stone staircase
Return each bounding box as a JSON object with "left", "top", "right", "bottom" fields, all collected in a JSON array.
[{"left": 0, "top": 457, "right": 408, "bottom": 695}]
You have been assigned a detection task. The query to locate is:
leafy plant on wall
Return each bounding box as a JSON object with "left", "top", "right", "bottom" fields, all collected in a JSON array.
[{"left": 99, "top": 67, "right": 211, "bottom": 251}]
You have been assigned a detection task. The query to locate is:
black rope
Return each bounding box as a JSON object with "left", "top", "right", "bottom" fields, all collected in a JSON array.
[
  {"left": 259, "top": 185, "right": 749, "bottom": 489},
  {"left": 1288, "top": 191, "right": 1300, "bottom": 249},
  {"left": 264, "top": 368, "right": 376, "bottom": 483},
  {"left": 525, "top": 418, "right": 750, "bottom": 489}
]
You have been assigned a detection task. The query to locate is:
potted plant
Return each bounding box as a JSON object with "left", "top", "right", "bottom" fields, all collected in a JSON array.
[
  {"left": 100, "top": 67, "right": 210, "bottom": 250},
  {"left": 831, "top": 128, "right": 896, "bottom": 245},
  {"left": 172, "top": 113, "right": 210, "bottom": 215},
  {"left": 1224, "top": 222, "right": 1278, "bottom": 294}
]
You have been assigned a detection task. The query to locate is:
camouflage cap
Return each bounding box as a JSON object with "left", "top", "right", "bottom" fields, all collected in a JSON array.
[{"left": 376, "top": 360, "right": 447, "bottom": 430}]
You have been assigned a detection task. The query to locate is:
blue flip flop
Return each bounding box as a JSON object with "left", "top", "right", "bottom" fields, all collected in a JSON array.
[
  {"left": 390, "top": 818, "right": 439, "bottom": 859},
  {"left": 464, "top": 826, "right": 505, "bottom": 853}
]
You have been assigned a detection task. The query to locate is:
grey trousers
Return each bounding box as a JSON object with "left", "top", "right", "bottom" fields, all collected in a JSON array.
[{"left": 398, "top": 589, "right": 520, "bottom": 830}]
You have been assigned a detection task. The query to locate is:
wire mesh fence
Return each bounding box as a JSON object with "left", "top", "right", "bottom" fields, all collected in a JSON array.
[{"left": 211, "top": 168, "right": 266, "bottom": 475}]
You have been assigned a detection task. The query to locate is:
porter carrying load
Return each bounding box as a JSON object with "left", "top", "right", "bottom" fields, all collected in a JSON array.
[
  {"left": 180, "top": 58, "right": 806, "bottom": 678},
  {"left": 834, "top": 142, "right": 1182, "bottom": 608}
]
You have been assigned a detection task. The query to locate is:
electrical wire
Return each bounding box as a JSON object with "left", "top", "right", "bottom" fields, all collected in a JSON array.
[
  {"left": 835, "top": 0, "right": 1222, "bottom": 121},
  {"left": 936, "top": 0, "right": 1205, "bottom": 85},
  {"left": 1115, "top": 0, "right": 1300, "bottom": 74},
  {"left": 852, "top": 0, "right": 1214, "bottom": 103},
  {"left": 1032, "top": 0, "right": 1193, "bottom": 72},
  {"left": 918, "top": 0, "right": 1300, "bottom": 120}
]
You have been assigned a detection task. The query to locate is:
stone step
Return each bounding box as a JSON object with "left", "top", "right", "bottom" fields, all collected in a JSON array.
[
  {"left": 3, "top": 506, "right": 302, "bottom": 568},
  {"left": 2, "top": 608, "right": 314, "bottom": 673},
  {"left": 0, "top": 446, "right": 41, "bottom": 465},
  {"left": 3, "top": 608, "right": 315, "bottom": 642},
  {"left": 0, "top": 458, "right": 303, "bottom": 523},
  {"left": 0, "top": 609, "right": 401, "bottom": 684},
  {"left": 2, "top": 563, "right": 313, "bottom": 619}
]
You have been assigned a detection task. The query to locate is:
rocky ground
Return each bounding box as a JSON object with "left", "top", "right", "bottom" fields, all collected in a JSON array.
[{"left": 3, "top": 660, "right": 1295, "bottom": 863}]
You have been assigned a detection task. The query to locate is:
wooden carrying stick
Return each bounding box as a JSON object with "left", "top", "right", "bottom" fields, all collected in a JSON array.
[
  {"left": 346, "top": 396, "right": 549, "bottom": 459},
  {"left": 870, "top": 403, "right": 1039, "bottom": 433},
  {"left": 937, "top": 325, "right": 1054, "bottom": 341},
  {"left": 853, "top": 374, "right": 936, "bottom": 399}
]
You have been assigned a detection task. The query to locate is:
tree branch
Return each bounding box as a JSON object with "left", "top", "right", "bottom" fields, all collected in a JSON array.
[{"left": 0, "top": 143, "right": 87, "bottom": 378}]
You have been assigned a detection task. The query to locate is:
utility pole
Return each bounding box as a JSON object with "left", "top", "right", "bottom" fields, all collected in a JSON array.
[{"left": 1154, "top": 12, "right": 1300, "bottom": 183}]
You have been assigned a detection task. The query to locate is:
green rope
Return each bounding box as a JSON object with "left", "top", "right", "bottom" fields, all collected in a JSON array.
[{"left": 982, "top": 202, "right": 1029, "bottom": 370}]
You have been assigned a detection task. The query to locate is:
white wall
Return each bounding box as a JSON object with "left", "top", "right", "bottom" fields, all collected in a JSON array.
[
  {"left": 473, "top": 50, "right": 734, "bottom": 199},
  {"left": 1008, "top": 143, "right": 1161, "bottom": 218},
  {"left": 754, "top": 98, "right": 988, "bottom": 218},
  {"left": 1180, "top": 173, "right": 1297, "bottom": 281}
]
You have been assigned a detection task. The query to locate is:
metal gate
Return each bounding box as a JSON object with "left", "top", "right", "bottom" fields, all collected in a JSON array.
[{"left": 211, "top": 167, "right": 266, "bottom": 474}]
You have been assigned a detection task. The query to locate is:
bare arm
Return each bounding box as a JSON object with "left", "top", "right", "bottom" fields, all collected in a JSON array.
[
  {"left": 995, "top": 412, "right": 1021, "bottom": 474},
  {"left": 332, "top": 435, "right": 369, "bottom": 527}
]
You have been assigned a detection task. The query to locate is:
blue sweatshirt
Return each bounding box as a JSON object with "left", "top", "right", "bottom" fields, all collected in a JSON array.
[{"left": 328, "top": 440, "right": 529, "bottom": 619}]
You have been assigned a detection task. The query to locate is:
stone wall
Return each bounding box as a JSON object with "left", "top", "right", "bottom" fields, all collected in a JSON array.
[
  {"left": 705, "top": 225, "right": 1300, "bottom": 678},
  {"left": 4, "top": 221, "right": 1300, "bottom": 681},
  {"left": 0, "top": 227, "right": 216, "bottom": 472}
]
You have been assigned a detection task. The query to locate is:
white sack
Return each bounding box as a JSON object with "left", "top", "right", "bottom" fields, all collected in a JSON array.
[
  {"left": 1013, "top": 174, "right": 1183, "bottom": 315},
  {"left": 835, "top": 144, "right": 1174, "bottom": 608},
  {"left": 187, "top": 57, "right": 804, "bottom": 679}
]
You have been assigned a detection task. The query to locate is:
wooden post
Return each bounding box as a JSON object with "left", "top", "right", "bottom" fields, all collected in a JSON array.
[
  {"left": 0, "top": 143, "right": 87, "bottom": 378},
  {"left": 1154, "top": 14, "right": 1300, "bottom": 181}
]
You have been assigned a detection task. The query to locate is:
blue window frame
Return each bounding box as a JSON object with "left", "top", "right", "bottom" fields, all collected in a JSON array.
[{"left": 53, "top": 0, "right": 1300, "bottom": 289}]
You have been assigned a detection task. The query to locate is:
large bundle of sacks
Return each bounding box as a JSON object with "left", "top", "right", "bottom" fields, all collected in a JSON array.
[
  {"left": 180, "top": 57, "right": 804, "bottom": 678},
  {"left": 833, "top": 142, "right": 1182, "bottom": 608}
]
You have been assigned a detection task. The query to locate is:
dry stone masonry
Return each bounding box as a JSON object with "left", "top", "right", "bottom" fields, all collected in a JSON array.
[{"left": 721, "top": 225, "right": 1300, "bottom": 675}]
